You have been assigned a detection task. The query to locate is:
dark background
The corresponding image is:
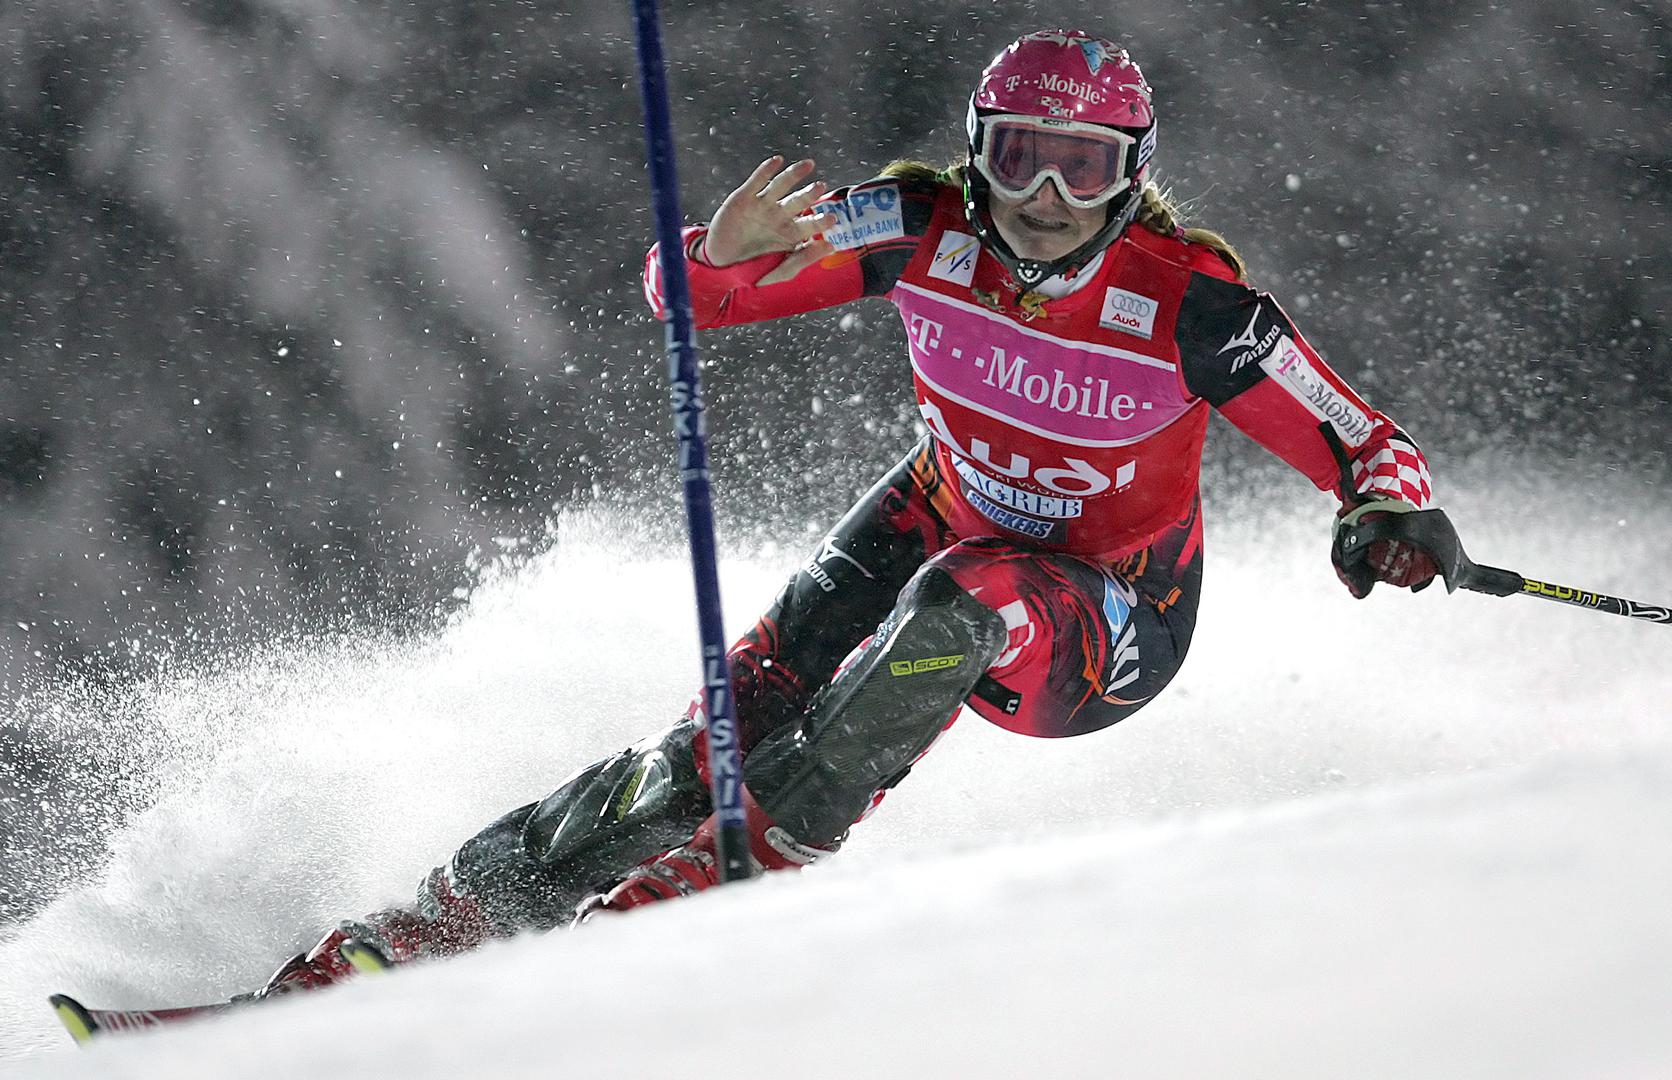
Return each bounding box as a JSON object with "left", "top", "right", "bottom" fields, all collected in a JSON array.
[{"left": 1, "top": 0, "right": 1668, "bottom": 919}]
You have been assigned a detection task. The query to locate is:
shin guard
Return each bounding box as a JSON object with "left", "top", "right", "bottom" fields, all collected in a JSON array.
[{"left": 745, "top": 564, "right": 1007, "bottom": 847}]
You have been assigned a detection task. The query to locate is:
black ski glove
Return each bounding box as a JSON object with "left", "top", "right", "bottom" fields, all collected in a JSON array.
[{"left": 1332, "top": 499, "right": 1460, "bottom": 599}]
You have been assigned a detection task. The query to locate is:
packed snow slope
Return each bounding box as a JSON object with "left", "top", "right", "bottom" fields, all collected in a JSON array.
[{"left": 1, "top": 487, "right": 1669, "bottom": 1078}]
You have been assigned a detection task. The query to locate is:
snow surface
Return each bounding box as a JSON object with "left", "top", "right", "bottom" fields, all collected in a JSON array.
[{"left": 2, "top": 493, "right": 1670, "bottom": 1078}]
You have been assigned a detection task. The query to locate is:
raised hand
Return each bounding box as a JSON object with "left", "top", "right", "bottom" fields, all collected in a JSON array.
[{"left": 700, "top": 156, "right": 836, "bottom": 268}]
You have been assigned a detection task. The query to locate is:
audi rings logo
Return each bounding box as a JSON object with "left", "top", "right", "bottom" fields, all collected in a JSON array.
[
  {"left": 1099, "top": 287, "right": 1159, "bottom": 340},
  {"left": 1106, "top": 293, "right": 1153, "bottom": 318}
]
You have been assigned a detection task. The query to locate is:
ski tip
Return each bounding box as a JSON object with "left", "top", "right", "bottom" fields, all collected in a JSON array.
[
  {"left": 48, "top": 994, "right": 99, "bottom": 1046},
  {"left": 338, "top": 939, "right": 391, "bottom": 976}
]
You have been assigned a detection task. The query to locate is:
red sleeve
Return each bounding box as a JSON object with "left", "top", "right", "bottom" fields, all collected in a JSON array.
[
  {"left": 1214, "top": 329, "right": 1433, "bottom": 508},
  {"left": 1175, "top": 268, "right": 1434, "bottom": 509},
  {"left": 641, "top": 175, "right": 943, "bottom": 330},
  {"left": 642, "top": 225, "right": 867, "bottom": 329}
]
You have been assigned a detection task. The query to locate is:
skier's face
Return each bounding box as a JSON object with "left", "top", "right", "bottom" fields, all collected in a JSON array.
[{"left": 987, "top": 178, "right": 1104, "bottom": 264}]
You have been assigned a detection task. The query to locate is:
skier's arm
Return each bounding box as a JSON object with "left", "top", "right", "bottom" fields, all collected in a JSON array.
[
  {"left": 1174, "top": 267, "right": 1448, "bottom": 595},
  {"left": 643, "top": 159, "right": 933, "bottom": 328},
  {"left": 1174, "top": 271, "right": 1432, "bottom": 512}
]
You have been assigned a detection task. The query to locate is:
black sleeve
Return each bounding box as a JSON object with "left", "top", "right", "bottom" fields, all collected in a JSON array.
[{"left": 1172, "top": 271, "right": 1298, "bottom": 406}]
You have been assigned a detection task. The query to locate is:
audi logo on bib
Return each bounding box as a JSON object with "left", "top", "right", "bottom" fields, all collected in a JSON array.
[{"left": 1099, "top": 288, "right": 1158, "bottom": 339}]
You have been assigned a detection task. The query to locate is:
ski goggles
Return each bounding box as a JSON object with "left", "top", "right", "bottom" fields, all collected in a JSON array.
[{"left": 972, "top": 114, "right": 1143, "bottom": 210}]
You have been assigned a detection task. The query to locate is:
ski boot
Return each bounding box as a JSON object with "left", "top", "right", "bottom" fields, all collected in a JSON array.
[
  {"left": 257, "top": 864, "right": 499, "bottom": 997},
  {"left": 576, "top": 787, "right": 833, "bottom": 919}
]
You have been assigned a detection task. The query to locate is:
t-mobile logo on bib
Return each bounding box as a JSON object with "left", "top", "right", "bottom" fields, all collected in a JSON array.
[{"left": 1099, "top": 288, "right": 1158, "bottom": 340}]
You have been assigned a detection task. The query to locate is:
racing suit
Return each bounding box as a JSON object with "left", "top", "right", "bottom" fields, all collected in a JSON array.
[{"left": 300, "top": 174, "right": 1437, "bottom": 961}]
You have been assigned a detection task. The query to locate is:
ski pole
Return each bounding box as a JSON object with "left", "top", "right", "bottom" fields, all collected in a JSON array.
[
  {"left": 1451, "top": 562, "right": 1671, "bottom": 625},
  {"left": 1339, "top": 507, "right": 1671, "bottom": 626},
  {"left": 629, "top": 0, "right": 753, "bottom": 883}
]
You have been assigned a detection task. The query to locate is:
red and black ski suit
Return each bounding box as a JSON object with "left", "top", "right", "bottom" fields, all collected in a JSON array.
[
  {"left": 371, "top": 175, "right": 1436, "bottom": 941},
  {"left": 641, "top": 171, "right": 1430, "bottom": 737},
  {"left": 548, "top": 172, "right": 1435, "bottom": 895}
]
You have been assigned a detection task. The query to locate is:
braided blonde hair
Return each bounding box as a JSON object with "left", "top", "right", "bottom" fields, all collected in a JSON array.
[{"left": 880, "top": 161, "right": 1246, "bottom": 281}]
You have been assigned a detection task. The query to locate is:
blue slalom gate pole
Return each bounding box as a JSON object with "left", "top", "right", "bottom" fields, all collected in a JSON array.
[{"left": 629, "top": 0, "right": 753, "bottom": 883}]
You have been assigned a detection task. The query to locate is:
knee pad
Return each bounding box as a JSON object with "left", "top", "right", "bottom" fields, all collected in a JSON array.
[
  {"left": 521, "top": 719, "right": 711, "bottom": 871},
  {"left": 746, "top": 564, "right": 1008, "bottom": 845},
  {"left": 427, "top": 723, "right": 713, "bottom": 934}
]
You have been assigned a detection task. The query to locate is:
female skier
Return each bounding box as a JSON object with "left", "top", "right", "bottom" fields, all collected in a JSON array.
[{"left": 257, "top": 29, "right": 1456, "bottom": 994}]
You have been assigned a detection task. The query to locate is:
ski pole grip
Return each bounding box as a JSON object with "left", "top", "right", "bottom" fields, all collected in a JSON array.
[{"left": 1457, "top": 562, "right": 1524, "bottom": 597}]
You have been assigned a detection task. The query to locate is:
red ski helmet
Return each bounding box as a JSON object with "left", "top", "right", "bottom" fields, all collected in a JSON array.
[
  {"left": 964, "top": 31, "right": 1157, "bottom": 289},
  {"left": 972, "top": 30, "right": 1155, "bottom": 129}
]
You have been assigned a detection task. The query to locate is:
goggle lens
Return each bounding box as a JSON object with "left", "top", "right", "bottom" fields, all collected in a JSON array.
[{"left": 976, "top": 116, "right": 1137, "bottom": 208}]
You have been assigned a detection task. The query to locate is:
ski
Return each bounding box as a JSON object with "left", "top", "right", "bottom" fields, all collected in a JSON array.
[
  {"left": 48, "top": 992, "right": 245, "bottom": 1045},
  {"left": 337, "top": 938, "right": 392, "bottom": 975},
  {"left": 47, "top": 939, "right": 392, "bottom": 1045}
]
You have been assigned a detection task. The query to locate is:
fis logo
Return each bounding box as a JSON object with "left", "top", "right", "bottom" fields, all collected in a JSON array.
[
  {"left": 889, "top": 655, "right": 965, "bottom": 677},
  {"left": 928, "top": 231, "right": 980, "bottom": 287}
]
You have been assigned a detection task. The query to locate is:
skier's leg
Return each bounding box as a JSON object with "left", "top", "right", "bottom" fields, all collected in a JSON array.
[
  {"left": 721, "top": 440, "right": 954, "bottom": 752},
  {"left": 516, "top": 442, "right": 950, "bottom": 908},
  {"left": 956, "top": 496, "right": 1205, "bottom": 737},
  {"left": 586, "top": 497, "right": 1204, "bottom": 914},
  {"left": 588, "top": 555, "right": 1007, "bottom": 912},
  {"left": 257, "top": 717, "right": 714, "bottom": 994},
  {"left": 579, "top": 445, "right": 984, "bottom": 912},
  {"left": 742, "top": 556, "right": 1008, "bottom": 845},
  {"left": 263, "top": 444, "right": 947, "bottom": 987}
]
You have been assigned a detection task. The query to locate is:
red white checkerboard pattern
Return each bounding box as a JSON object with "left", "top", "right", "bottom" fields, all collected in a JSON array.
[{"left": 1351, "top": 433, "right": 1432, "bottom": 509}]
